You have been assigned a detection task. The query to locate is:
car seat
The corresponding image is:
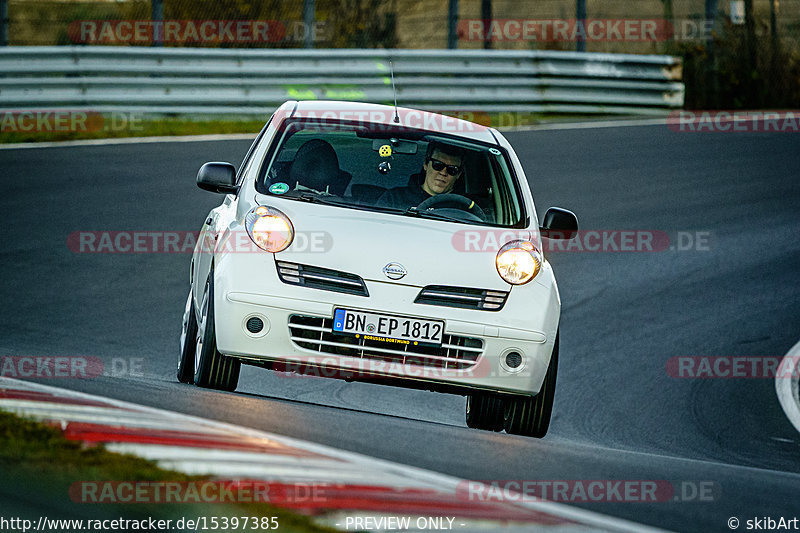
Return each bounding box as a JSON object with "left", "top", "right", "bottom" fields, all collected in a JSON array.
[{"left": 289, "top": 139, "right": 351, "bottom": 196}]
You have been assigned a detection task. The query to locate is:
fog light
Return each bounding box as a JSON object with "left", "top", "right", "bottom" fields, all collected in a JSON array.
[
  {"left": 243, "top": 314, "right": 269, "bottom": 338},
  {"left": 246, "top": 316, "right": 264, "bottom": 333},
  {"left": 505, "top": 351, "right": 523, "bottom": 369},
  {"left": 500, "top": 349, "right": 525, "bottom": 373}
]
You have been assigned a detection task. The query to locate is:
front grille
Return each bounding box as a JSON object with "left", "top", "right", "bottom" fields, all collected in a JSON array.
[
  {"left": 288, "top": 315, "right": 483, "bottom": 370},
  {"left": 414, "top": 285, "right": 509, "bottom": 311},
  {"left": 276, "top": 261, "right": 368, "bottom": 297}
]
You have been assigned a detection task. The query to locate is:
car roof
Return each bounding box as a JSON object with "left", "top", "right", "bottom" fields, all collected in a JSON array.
[{"left": 287, "top": 100, "right": 499, "bottom": 144}]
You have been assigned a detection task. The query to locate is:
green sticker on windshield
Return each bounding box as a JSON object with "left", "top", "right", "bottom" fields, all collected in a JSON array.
[{"left": 269, "top": 182, "right": 289, "bottom": 194}]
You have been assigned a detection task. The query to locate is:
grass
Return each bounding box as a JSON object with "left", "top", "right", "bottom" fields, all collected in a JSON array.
[{"left": 0, "top": 409, "right": 338, "bottom": 533}]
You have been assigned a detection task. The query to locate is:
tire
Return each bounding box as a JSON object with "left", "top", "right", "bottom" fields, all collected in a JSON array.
[
  {"left": 193, "top": 272, "right": 240, "bottom": 391},
  {"left": 177, "top": 289, "right": 197, "bottom": 384},
  {"left": 503, "top": 332, "right": 559, "bottom": 438},
  {"left": 466, "top": 392, "right": 505, "bottom": 431}
]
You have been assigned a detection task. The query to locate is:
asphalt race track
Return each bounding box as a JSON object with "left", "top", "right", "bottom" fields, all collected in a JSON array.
[{"left": 1, "top": 124, "right": 799, "bottom": 532}]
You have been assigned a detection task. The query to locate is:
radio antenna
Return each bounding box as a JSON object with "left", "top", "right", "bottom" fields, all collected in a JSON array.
[{"left": 390, "top": 59, "right": 400, "bottom": 123}]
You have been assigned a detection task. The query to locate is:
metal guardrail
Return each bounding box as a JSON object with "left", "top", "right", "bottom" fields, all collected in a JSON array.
[{"left": 0, "top": 47, "right": 684, "bottom": 116}]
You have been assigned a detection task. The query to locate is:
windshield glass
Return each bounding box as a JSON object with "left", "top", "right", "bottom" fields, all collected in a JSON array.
[{"left": 256, "top": 119, "right": 526, "bottom": 227}]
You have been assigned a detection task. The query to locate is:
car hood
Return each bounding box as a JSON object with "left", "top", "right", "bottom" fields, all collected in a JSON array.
[{"left": 259, "top": 197, "right": 523, "bottom": 290}]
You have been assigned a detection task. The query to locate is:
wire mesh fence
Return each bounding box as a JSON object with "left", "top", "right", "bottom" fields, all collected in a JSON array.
[
  {"left": 5, "top": 0, "right": 399, "bottom": 48},
  {"left": 2, "top": 0, "right": 798, "bottom": 108}
]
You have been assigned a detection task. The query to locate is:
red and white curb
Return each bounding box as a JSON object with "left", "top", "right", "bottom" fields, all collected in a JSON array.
[{"left": 0, "top": 377, "right": 668, "bottom": 533}]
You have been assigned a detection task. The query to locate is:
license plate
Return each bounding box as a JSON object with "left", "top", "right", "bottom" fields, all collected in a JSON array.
[{"left": 332, "top": 308, "right": 444, "bottom": 346}]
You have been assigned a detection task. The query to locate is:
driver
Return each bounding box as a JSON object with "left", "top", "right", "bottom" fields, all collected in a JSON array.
[{"left": 376, "top": 141, "right": 465, "bottom": 208}]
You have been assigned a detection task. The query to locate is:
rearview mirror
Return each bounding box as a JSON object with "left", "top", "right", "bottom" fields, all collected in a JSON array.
[
  {"left": 197, "top": 162, "right": 238, "bottom": 194},
  {"left": 540, "top": 207, "right": 578, "bottom": 239}
]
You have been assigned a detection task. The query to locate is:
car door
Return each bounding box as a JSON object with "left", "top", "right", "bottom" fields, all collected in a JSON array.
[{"left": 192, "top": 116, "right": 273, "bottom": 312}]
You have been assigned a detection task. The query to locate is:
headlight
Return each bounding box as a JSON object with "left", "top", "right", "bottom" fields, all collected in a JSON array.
[
  {"left": 245, "top": 206, "right": 294, "bottom": 252},
  {"left": 496, "top": 240, "right": 542, "bottom": 285}
]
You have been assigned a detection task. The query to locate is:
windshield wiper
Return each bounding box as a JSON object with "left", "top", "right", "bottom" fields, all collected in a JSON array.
[
  {"left": 402, "top": 206, "right": 473, "bottom": 223},
  {"left": 290, "top": 193, "right": 345, "bottom": 206}
]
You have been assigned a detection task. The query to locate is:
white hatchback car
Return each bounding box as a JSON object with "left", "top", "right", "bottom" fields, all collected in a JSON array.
[{"left": 179, "top": 100, "right": 577, "bottom": 437}]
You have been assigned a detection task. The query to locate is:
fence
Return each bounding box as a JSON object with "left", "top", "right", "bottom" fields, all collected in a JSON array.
[{"left": 0, "top": 47, "right": 683, "bottom": 117}]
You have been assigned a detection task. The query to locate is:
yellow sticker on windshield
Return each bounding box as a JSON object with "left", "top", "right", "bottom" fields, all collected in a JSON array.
[{"left": 379, "top": 144, "right": 392, "bottom": 157}]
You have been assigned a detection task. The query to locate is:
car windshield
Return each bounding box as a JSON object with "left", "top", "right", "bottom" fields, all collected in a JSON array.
[{"left": 256, "top": 119, "right": 526, "bottom": 227}]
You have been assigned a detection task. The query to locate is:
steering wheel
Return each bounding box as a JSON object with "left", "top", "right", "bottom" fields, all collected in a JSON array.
[{"left": 417, "top": 193, "right": 486, "bottom": 221}]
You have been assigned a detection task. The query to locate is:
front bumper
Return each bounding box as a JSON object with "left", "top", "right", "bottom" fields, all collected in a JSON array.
[{"left": 213, "top": 252, "right": 560, "bottom": 396}]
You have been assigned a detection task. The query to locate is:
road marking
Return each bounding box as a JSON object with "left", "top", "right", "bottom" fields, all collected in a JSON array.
[
  {"left": 6, "top": 110, "right": 793, "bottom": 146},
  {"left": 0, "top": 117, "right": 677, "bottom": 150},
  {"left": 0, "top": 115, "right": 712, "bottom": 149},
  {"left": 0, "top": 133, "right": 256, "bottom": 150},
  {"left": 0, "top": 120, "right": 661, "bottom": 149},
  {"left": 497, "top": 117, "right": 669, "bottom": 132},
  {"left": 776, "top": 338, "right": 800, "bottom": 435},
  {"left": 0, "top": 119, "right": 661, "bottom": 150}
]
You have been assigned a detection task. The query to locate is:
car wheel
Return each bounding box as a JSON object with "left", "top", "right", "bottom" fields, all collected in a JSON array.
[
  {"left": 503, "top": 332, "right": 559, "bottom": 438},
  {"left": 177, "top": 289, "right": 197, "bottom": 384},
  {"left": 193, "top": 272, "right": 240, "bottom": 391},
  {"left": 466, "top": 392, "right": 504, "bottom": 431}
]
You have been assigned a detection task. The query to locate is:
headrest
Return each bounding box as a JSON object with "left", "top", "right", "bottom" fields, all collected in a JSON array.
[{"left": 289, "top": 139, "right": 340, "bottom": 193}]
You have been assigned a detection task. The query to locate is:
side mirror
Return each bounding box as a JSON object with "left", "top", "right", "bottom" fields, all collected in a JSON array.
[
  {"left": 540, "top": 207, "right": 578, "bottom": 239},
  {"left": 197, "top": 162, "right": 238, "bottom": 194}
]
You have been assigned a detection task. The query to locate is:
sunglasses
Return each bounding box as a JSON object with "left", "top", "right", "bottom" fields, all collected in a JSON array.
[{"left": 428, "top": 158, "right": 462, "bottom": 176}]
